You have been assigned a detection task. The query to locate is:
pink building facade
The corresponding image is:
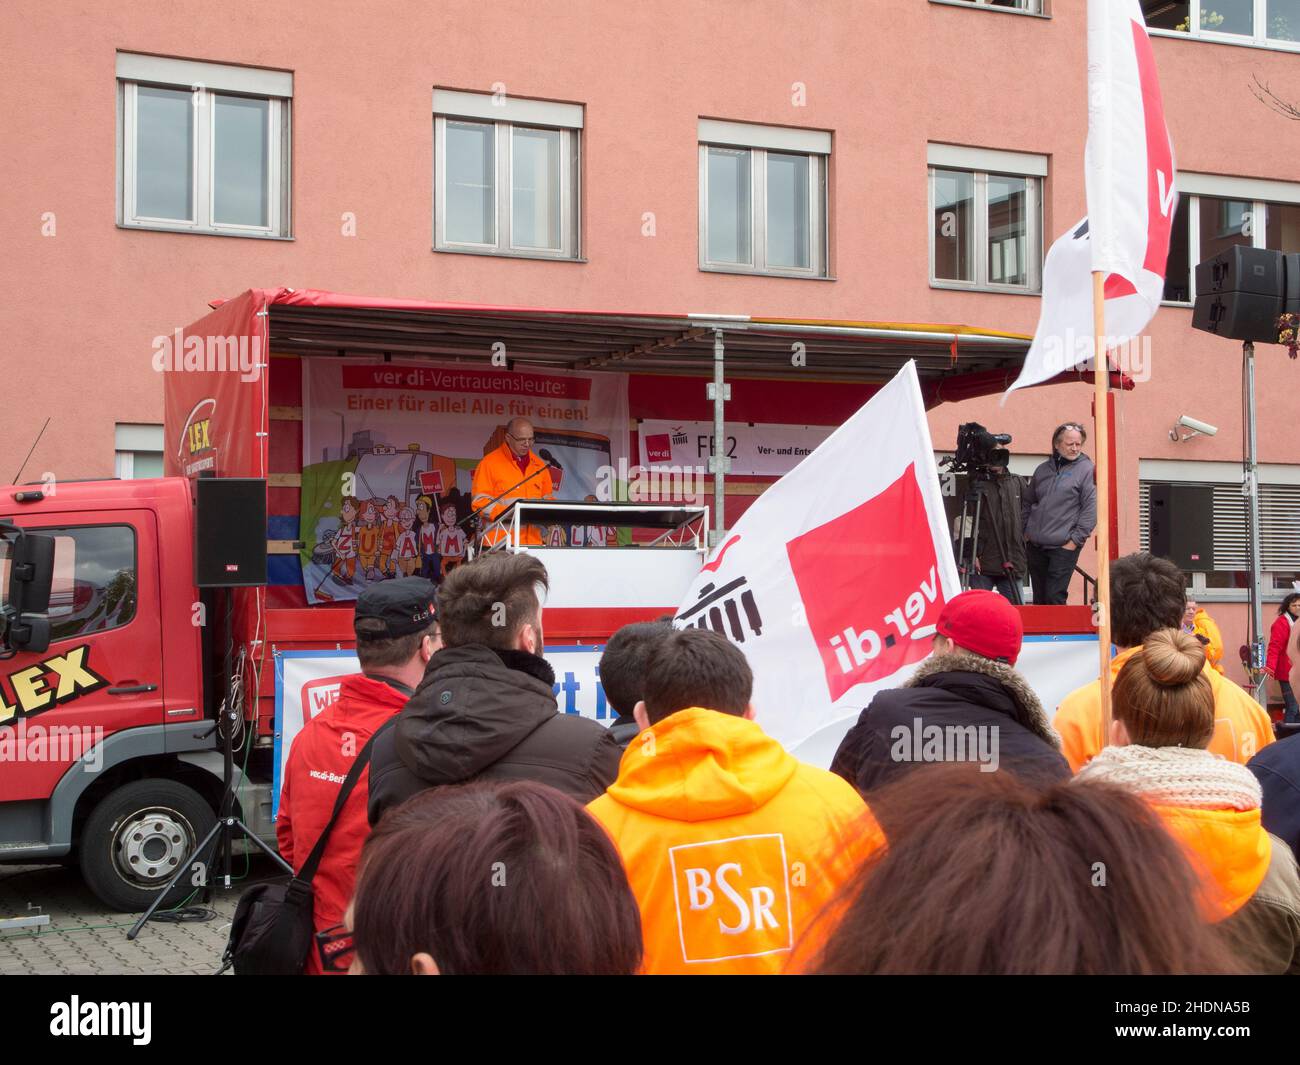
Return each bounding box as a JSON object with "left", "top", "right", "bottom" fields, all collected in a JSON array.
[{"left": 3, "top": 0, "right": 1300, "bottom": 688}]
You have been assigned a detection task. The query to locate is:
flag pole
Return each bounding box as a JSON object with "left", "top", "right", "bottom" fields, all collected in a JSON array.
[{"left": 1092, "top": 271, "right": 1114, "bottom": 747}]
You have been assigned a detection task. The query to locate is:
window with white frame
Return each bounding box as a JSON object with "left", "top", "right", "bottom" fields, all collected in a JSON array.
[
  {"left": 1143, "top": 1, "right": 1300, "bottom": 47},
  {"left": 114, "top": 424, "right": 164, "bottom": 479},
  {"left": 433, "top": 90, "right": 582, "bottom": 259},
  {"left": 929, "top": 144, "right": 1045, "bottom": 293},
  {"left": 1138, "top": 461, "right": 1300, "bottom": 599},
  {"left": 940, "top": 0, "right": 1046, "bottom": 13},
  {"left": 117, "top": 53, "right": 291, "bottom": 237},
  {"left": 1161, "top": 173, "right": 1300, "bottom": 303},
  {"left": 698, "top": 120, "right": 829, "bottom": 278}
]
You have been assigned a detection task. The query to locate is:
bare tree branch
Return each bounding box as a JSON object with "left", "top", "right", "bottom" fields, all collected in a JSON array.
[{"left": 1252, "top": 74, "right": 1300, "bottom": 121}]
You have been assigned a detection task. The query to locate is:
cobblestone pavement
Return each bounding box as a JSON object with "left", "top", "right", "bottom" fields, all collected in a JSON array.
[{"left": 0, "top": 855, "right": 281, "bottom": 975}]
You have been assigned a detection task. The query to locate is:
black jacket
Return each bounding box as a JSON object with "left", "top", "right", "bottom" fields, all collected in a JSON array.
[
  {"left": 830, "top": 650, "right": 1070, "bottom": 796},
  {"left": 367, "top": 644, "right": 621, "bottom": 826},
  {"left": 974, "top": 471, "right": 1027, "bottom": 579},
  {"left": 1250, "top": 733, "right": 1300, "bottom": 863}
]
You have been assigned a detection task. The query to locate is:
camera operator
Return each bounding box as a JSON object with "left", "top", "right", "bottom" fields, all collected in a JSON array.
[
  {"left": 970, "top": 457, "right": 1027, "bottom": 604},
  {"left": 1022, "top": 422, "right": 1096, "bottom": 606}
]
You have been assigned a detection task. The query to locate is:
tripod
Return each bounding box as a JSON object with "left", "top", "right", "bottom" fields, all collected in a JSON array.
[
  {"left": 128, "top": 592, "right": 291, "bottom": 941},
  {"left": 955, "top": 473, "right": 1024, "bottom": 607}
]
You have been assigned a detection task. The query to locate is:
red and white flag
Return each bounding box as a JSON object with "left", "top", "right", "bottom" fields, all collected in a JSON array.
[
  {"left": 1007, "top": 0, "right": 1176, "bottom": 396},
  {"left": 673, "top": 362, "right": 959, "bottom": 764}
]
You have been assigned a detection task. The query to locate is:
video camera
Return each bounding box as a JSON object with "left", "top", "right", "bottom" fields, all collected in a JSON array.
[{"left": 944, "top": 423, "right": 1012, "bottom": 477}]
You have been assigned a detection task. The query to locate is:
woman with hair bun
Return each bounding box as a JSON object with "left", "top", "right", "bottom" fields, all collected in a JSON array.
[{"left": 1076, "top": 629, "right": 1300, "bottom": 973}]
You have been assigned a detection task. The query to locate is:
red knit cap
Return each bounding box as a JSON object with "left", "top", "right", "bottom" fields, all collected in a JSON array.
[{"left": 935, "top": 590, "right": 1023, "bottom": 666}]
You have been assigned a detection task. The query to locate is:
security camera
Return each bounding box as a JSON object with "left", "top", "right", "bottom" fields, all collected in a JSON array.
[{"left": 1170, "top": 415, "right": 1218, "bottom": 442}]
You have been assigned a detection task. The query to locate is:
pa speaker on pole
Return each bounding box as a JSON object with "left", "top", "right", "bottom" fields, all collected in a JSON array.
[
  {"left": 1192, "top": 246, "right": 1299, "bottom": 343},
  {"left": 194, "top": 478, "right": 268, "bottom": 588}
]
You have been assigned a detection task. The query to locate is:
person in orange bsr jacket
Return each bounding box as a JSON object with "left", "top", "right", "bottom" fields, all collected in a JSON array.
[
  {"left": 588, "top": 627, "right": 881, "bottom": 975},
  {"left": 1054, "top": 553, "right": 1273, "bottom": 773},
  {"left": 470, "top": 418, "right": 554, "bottom": 547},
  {"left": 1182, "top": 597, "right": 1224, "bottom": 675},
  {"left": 1076, "top": 629, "right": 1300, "bottom": 974}
]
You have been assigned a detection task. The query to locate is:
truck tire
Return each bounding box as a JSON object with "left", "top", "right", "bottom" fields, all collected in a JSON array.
[{"left": 79, "top": 780, "right": 216, "bottom": 913}]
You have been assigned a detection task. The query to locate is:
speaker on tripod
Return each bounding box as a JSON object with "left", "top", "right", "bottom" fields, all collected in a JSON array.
[{"left": 1149, "top": 483, "right": 1214, "bottom": 573}]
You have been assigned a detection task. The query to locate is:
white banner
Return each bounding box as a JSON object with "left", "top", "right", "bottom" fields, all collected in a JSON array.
[
  {"left": 673, "top": 361, "right": 960, "bottom": 753},
  {"left": 272, "top": 635, "right": 1101, "bottom": 808},
  {"left": 271, "top": 646, "right": 614, "bottom": 818},
  {"left": 639, "top": 420, "right": 834, "bottom": 477}
]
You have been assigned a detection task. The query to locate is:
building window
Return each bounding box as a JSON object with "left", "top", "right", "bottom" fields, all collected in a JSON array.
[
  {"left": 117, "top": 53, "right": 291, "bottom": 237},
  {"left": 698, "top": 120, "right": 830, "bottom": 278},
  {"left": 941, "top": 0, "right": 1046, "bottom": 12},
  {"left": 1143, "top": 1, "right": 1300, "bottom": 48},
  {"left": 114, "top": 424, "right": 164, "bottom": 479},
  {"left": 1161, "top": 174, "right": 1300, "bottom": 304},
  {"left": 1139, "top": 473, "right": 1300, "bottom": 599},
  {"left": 928, "top": 144, "right": 1045, "bottom": 293},
  {"left": 433, "top": 89, "right": 581, "bottom": 260}
]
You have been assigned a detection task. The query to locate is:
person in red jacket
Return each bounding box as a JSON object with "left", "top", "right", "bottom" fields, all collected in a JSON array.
[
  {"left": 1265, "top": 593, "right": 1300, "bottom": 724},
  {"left": 276, "top": 578, "right": 440, "bottom": 974}
]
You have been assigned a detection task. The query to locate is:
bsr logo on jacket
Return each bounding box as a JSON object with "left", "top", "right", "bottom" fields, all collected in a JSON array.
[
  {"left": 786, "top": 465, "right": 943, "bottom": 701},
  {"left": 669, "top": 834, "right": 793, "bottom": 963}
]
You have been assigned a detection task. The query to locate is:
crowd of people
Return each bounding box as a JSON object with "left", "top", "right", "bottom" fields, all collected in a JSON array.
[{"left": 274, "top": 549, "right": 1300, "bottom": 976}]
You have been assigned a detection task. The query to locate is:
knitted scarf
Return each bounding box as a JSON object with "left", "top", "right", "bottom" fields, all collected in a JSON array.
[{"left": 1074, "top": 744, "right": 1261, "bottom": 811}]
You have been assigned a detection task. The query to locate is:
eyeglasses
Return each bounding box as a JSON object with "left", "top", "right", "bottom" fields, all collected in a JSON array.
[
  {"left": 316, "top": 923, "right": 355, "bottom": 973},
  {"left": 507, "top": 433, "right": 535, "bottom": 446}
]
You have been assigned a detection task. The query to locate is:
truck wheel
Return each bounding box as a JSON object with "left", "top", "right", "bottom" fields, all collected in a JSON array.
[{"left": 79, "top": 780, "right": 216, "bottom": 913}]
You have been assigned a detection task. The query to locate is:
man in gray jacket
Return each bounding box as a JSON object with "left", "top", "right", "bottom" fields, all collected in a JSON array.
[{"left": 1021, "top": 421, "right": 1097, "bottom": 605}]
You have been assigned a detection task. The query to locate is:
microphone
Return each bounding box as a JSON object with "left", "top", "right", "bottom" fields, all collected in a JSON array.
[{"left": 538, "top": 448, "right": 563, "bottom": 470}]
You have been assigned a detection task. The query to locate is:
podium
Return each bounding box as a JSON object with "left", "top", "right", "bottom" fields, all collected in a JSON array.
[{"left": 478, "top": 500, "right": 709, "bottom": 611}]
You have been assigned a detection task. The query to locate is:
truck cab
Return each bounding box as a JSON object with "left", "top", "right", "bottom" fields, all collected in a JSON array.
[{"left": 0, "top": 478, "right": 247, "bottom": 911}]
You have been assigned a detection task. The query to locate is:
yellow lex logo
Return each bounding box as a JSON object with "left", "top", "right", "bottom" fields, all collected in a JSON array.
[
  {"left": 0, "top": 645, "right": 110, "bottom": 723},
  {"left": 187, "top": 418, "right": 212, "bottom": 455}
]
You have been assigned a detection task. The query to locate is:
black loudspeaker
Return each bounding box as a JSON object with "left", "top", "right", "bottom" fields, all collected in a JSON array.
[
  {"left": 1192, "top": 246, "right": 1300, "bottom": 343},
  {"left": 195, "top": 478, "right": 268, "bottom": 587},
  {"left": 1149, "top": 483, "right": 1214, "bottom": 573}
]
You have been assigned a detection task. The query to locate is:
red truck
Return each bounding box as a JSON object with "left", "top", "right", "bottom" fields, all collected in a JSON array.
[{"left": 0, "top": 287, "right": 1072, "bottom": 911}]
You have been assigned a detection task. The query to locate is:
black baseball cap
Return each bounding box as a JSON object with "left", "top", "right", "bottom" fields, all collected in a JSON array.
[{"left": 353, "top": 578, "right": 438, "bottom": 639}]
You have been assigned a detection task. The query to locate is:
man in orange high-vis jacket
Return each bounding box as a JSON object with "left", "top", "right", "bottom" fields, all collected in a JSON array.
[
  {"left": 1055, "top": 553, "right": 1273, "bottom": 773},
  {"left": 589, "top": 628, "right": 881, "bottom": 975},
  {"left": 471, "top": 418, "right": 554, "bottom": 547}
]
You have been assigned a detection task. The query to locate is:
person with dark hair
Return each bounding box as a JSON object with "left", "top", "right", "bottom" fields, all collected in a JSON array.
[
  {"left": 1076, "top": 630, "right": 1300, "bottom": 974},
  {"left": 344, "top": 781, "right": 642, "bottom": 975},
  {"left": 830, "top": 590, "right": 1068, "bottom": 794},
  {"left": 1021, "top": 421, "right": 1096, "bottom": 605},
  {"left": 1265, "top": 593, "right": 1300, "bottom": 723},
  {"left": 277, "top": 578, "right": 440, "bottom": 974},
  {"left": 805, "top": 764, "right": 1243, "bottom": 975},
  {"left": 367, "top": 553, "right": 620, "bottom": 826},
  {"left": 1053, "top": 552, "right": 1273, "bottom": 772},
  {"left": 598, "top": 620, "right": 672, "bottom": 749},
  {"left": 588, "top": 627, "right": 880, "bottom": 974}
]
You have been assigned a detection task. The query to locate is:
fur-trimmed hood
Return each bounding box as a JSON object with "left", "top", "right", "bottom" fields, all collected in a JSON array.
[{"left": 904, "top": 651, "right": 1061, "bottom": 750}]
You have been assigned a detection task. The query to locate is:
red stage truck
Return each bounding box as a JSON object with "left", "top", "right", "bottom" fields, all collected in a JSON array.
[{"left": 0, "top": 288, "right": 1105, "bottom": 911}]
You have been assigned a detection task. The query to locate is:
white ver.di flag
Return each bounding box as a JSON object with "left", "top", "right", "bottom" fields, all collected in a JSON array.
[
  {"left": 1007, "top": 0, "right": 1176, "bottom": 396},
  {"left": 672, "top": 362, "right": 959, "bottom": 767}
]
